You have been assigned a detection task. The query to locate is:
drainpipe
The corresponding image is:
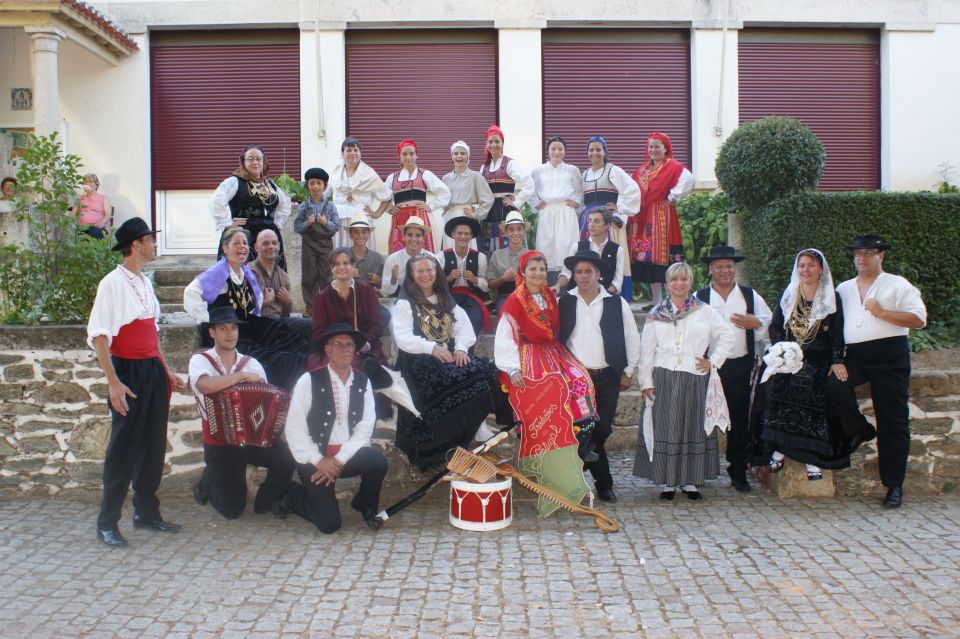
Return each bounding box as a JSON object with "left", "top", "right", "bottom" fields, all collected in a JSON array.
[
  {"left": 315, "top": 0, "right": 326, "bottom": 140},
  {"left": 714, "top": 0, "right": 731, "bottom": 137}
]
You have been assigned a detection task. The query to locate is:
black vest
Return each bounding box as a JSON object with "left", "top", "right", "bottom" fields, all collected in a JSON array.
[
  {"left": 566, "top": 239, "right": 619, "bottom": 291},
  {"left": 228, "top": 176, "right": 280, "bottom": 219},
  {"left": 696, "top": 285, "right": 756, "bottom": 359},
  {"left": 443, "top": 248, "right": 484, "bottom": 296},
  {"left": 558, "top": 292, "right": 628, "bottom": 374},
  {"left": 306, "top": 367, "right": 369, "bottom": 456}
]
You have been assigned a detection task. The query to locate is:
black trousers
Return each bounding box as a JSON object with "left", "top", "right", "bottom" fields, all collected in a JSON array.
[
  {"left": 719, "top": 355, "right": 755, "bottom": 476},
  {"left": 452, "top": 292, "right": 486, "bottom": 337},
  {"left": 585, "top": 367, "right": 622, "bottom": 491},
  {"left": 97, "top": 357, "right": 169, "bottom": 531},
  {"left": 286, "top": 447, "right": 388, "bottom": 534},
  {"left": 828, "top": 336, "right": 912, "bottom": 488},
  {"left": 200, "top": 439, "right": 297, "bottom": 519}
]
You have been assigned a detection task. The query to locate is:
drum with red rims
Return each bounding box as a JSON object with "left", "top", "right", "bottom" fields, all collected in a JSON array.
[{"left": 449, "top": 477, "right": 512, "bottom": 531}]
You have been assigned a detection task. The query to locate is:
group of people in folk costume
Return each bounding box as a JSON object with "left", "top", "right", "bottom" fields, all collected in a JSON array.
[{"left": 86, "top": 126, "right": 926, "bottom": 546}]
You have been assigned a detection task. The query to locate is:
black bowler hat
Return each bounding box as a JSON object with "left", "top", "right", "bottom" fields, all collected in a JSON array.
[
  {"left": 846, "top": 234, "right": 892, "bottom": 251},
  {"left": 563, "top": 249, "right": 612, "bottom": 283},
  {"left": 112, "top": 217, "right": 159, "bottom": 252},
  {"left": 700, "top": 245, "right": 746, "bottom": 264},
  {"left": 315, "top": 322, "right": 366, "bottom": 352},
  {"left": 207, "top": 306, "right": 246, "bottom": 326},
  {"left": 444, "top": 215, "right": 481, "bottom": 240}
]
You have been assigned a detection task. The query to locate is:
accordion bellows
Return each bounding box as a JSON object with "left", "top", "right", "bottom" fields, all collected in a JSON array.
[{"left": 204, "top": 382, "right": 289, "bottom": 448}]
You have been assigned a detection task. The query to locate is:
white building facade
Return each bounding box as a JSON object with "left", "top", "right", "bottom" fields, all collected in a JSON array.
[{"left": 1, "top": 0, "right": 958, "bottom": 255}]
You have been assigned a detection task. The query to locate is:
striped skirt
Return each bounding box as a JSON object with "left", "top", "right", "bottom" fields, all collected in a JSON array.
[{"left": 633, "top": 367, "right": 720, "bottom": 487}]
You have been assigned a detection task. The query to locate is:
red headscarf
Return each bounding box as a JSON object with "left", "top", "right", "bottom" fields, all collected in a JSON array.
[
  {"left": 500, "top": 251, "right": 559, "bottom": 344},
  {"left": 644, "top": 131, "right": 674, "bottom": 163},
  {"left": 484, "top": 124, "right": 506, "bottom": 165},
  {"left": 396, "top": 139, "right": 418, "bottom": 161},
  {"left": 633, "top": 131, "right": 685, "bottom": 207}
]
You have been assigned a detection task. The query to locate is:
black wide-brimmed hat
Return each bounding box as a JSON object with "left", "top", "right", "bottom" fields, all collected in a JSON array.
[
  {"left": 563, "top": 249, "right": 612, "bottom": 283},
  {"left": 444, "top": 215, "right": 481, "bottom": 239},
  {"left": 207, "top": 306, "right": 246, "bottom": 326},
  {"left": 112, "top": 217, "right": 159, "bottom": 252},
  {"left": 700, "top": 245, "right": 746, "bottom": 264},
  {"left": 315, "top": 322, "right": 366, "bottom": 352},
  {"left": 846, "top": 234, "right": 892, "bottom": 251}
]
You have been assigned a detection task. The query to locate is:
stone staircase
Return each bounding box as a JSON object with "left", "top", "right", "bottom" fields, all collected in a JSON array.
[{"left": 151, "top": 255, "right": 216, "bottom": 314}]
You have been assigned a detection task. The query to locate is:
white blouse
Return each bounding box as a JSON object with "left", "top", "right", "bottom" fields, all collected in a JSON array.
[
  {"left": 483, "top": 157, "right": 535, "bottom": 209},
  {"left": 582, "top": 163, "right": 642, "bottom": 223},
  {"left": 209, "top": 176, "right": 292, "bottom": 232},
  {"left": 392, "top": 298, "right": 476, "bottom": 355},
  {"left": 531, "top": 162, "right": 583, "bottom": 208},
  {"left": 442, "top": 168, "right": 495, "bottom": 221},
  {"left": 666, "top": 168, "right": 696, "bottom": 203},
  {"left": 325, "top": 161, "right": 391, "bottom": 220},
  {"left": 638, "top": 304, "right": 735, "bottom": 390},
  {"left": 384, "top": 168, "right": 451, "bottom": 213},
  {"left": 86, "top": 266, "right": 160, "bottom": 349}
]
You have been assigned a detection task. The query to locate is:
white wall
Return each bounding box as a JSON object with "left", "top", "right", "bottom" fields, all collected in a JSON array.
[
  {"left": 690, "top": 28, "right": 739, "bottom": 188},
  {"left": 0, "top": 29, "right": 35, "bottom": 129},
  {"left": 497, "top": 28, "right": 543, "bottom": 173},
  {"left": 58, "top": 33, "right": 150, "bottom": 228},
  {"left": 883, "top": 25, "right": 960, "bottom": 191}
]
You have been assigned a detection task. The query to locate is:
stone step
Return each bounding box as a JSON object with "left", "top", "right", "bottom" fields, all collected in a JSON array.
[
  {"left": 156, "top": 285, "right": 186, "bottom": 303},
  {"left": 154, "top": 269, "right": 200, "bottom": 287}
]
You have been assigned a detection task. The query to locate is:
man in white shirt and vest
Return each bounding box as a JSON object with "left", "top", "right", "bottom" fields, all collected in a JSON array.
[
  {"left": 274, "top": 323, "right": 388, "bottom": 532},
  {"left": 559, "top": 250, "right": 640, "bottom": 502},
  {"left": 828, "top": 235, "right": 927, "bottom": 509},
  {"left": 696, "top": 246, "right": 772, "bottom": 493},
  {"left": 380, "top": 216, "right": 430, "bottom": 297}
]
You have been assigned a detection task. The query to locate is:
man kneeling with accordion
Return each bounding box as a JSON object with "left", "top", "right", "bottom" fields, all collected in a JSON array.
[{"left": 189, "top": 306, "right": 297, "bottom": 518}]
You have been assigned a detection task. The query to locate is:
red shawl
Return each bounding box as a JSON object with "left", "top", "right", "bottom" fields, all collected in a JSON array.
[
  {"left": 499, "top": 251, "right": 558, "bottom": 344},
  {"left": 631, "top": 132, "right": 686, "bottom": 215}
]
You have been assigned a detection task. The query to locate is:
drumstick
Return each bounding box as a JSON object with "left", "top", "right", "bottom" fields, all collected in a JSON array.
[{"left": 375, "top": 430, "right": 509, "bottom": 522}]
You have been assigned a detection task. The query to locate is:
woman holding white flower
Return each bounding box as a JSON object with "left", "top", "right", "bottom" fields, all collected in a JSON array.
[
  {"left": 762, "top": 248, "right": 850, "bottom": 480},
  {"left": 633, "top": 262, "right": 735, "bottom": 501}
]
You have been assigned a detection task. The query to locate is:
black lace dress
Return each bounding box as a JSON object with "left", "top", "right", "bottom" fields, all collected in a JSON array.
[{"left": 759, "top": 300, "right": 850, "bottom": 469}]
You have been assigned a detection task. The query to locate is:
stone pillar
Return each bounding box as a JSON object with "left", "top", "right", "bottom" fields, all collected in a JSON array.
[
  {"left": 25, "top": 27, "right": 65, "bottom": 137},
  {"left": 496, "top": 23, "right": 546, "bottom": 172}
]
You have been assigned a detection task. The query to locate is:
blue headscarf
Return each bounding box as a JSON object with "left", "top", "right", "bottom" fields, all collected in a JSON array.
[{"left": 587, "top": 136, "right": 608, "bottom": 164}]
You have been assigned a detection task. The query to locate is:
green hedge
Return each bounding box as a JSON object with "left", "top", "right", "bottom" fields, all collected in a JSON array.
[
  {"left": 742, "top": 191, "right": 960, "bottom": 326},
  {"left": 677, "top": 193, "right": 735, "bottom": 289}
]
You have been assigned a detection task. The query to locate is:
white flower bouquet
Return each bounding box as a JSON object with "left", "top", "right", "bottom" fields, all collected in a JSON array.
[{"left": 759, "top": 341, "right": 804, "bottom": 384}]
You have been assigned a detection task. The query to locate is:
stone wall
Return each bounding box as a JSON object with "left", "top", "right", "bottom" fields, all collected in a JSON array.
[{"left": 1, "top": 325, "right": 958, "bottom": 499}]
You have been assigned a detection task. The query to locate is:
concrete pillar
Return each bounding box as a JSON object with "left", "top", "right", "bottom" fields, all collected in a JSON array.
[
  {"left": 25, "top": 27, "right": 65, "bottom": 137},
  {"left": 689, "top": 26, "right": 740, "bottom": 189},
  {"left": 496, "top": 24, "right": 545, "bottom": 172}
]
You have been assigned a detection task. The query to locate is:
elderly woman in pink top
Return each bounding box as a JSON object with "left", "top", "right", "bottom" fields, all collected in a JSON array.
[{"left": 77, "top": 173, "right": 112, "bottom": 240}]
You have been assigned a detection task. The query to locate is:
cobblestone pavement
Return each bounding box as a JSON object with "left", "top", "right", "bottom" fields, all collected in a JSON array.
[{"left": 1, "top": 455, "right": 959, "bottom": 639}]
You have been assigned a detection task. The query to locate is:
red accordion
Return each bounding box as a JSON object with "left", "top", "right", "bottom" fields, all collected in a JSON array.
[{"left": 203, "top": 381, "right": 289, "bottom": 448}]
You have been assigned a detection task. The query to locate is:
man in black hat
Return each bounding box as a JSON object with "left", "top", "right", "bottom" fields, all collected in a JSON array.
[
  {"left": 554, "top": 205, "right": 624, "bottom": 295},
  {"left": 437, "top": 215, "right": 490, "bottom": 337},
  {"left": 86, "top": 217, "right": 187, "bottom": 547},
  {"left": 696, "top": 246, "right": 772, "bottom": 492},
  {"left": 828, "top": 235, "right": 926, "bottom": 508},
  {"left": 558, "top": 250, "right": 640, "bottom": 501},
  {"left": 274, "top": 323, "right": 387, "bottom": 532},
  {"left": 189, "top": 306, "right": 297, "bottom": 519}
]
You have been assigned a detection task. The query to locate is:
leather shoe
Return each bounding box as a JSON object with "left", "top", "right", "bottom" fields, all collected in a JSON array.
[
  {"left": 132, "top": 515, "right": 182, "bottom": 533},
  {"left": 659, "top": 490, "right": 675, "bottom": 501},
  {"left": 727, "top": 468, "right": 751, "bottom": 493},
  {"left": 271, "top": 493, "right": 290, "bottom": 520},
  {"left": 883, "top": 486, "right": 903, "bottom": 508},
  {"left": 682, "top": 488, "right": 704, "bottom": 501},
  {"left": 596, "top": 487, "right": 617, "bottom": 503},
  {"left": 97, "top": 528, "right": 128, "bottom": 548},
  {"left": 351, "top": 498, "right": 382, "bottom": 532},
  {"left": 193, "top": 481, "right": 208, "bottom": 506},
  {"left": 849, "top": 428, "right": 877, "bottom": 453}
]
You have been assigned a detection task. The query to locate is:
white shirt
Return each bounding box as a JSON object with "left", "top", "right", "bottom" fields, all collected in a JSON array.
[
  {"left": 559, "top": 238, "right": 625, "bottom": 293},
  {"left": 182, "top": 268, "right": 263, "bottom": 323},
  {"left": 442, "top": 168, "right": 495, "bottom": 221},
  {"left": 483, "top": 157, "right": 535, "bottom": 209},
  {"left": 836, "top": 272, "right": 927, "bottom": 345},
  {"left": 666, "top": 168, "right": 696, "bottom": 203},
  {"left": 86, "top": 266, "right": 160, "bottom": 349},
  {"left": 188, "top": 348, "right": 267, "bottom": 421},
  {"left": 638, "top": 304, "right": 735, "bottom": 390},
  {"left": 392, "top": 298, "right": 476, "bottom": 355},
  {"left": 531, "top": 162, "right": 583, "bottom": 208},
  {"left": 582, "top": 163, "right": 642, "bottom": 224},
  {"left": 380, "top": 248, "right": 430, "bottom": 297},
  {"left": 434, "top": 249, "right": 489, "bottom": 292},
  {"left": 564, "top": 288, "right": 641, "bottom": 378},
  {"left": 384, "top": 168, "right": 451, "bottom": 213},
  {"left": 209, "top": 176, "right": 292, "bottom": 232},
  {"left": 285, "top": 369, "right": 376, "bottom": 466},
  {"left": 703, "top": 285, "right": 773, "bottom": 359}
]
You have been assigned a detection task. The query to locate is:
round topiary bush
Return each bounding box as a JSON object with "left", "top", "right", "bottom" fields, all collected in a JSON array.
[{"left": 715, "top": 116, "right": 825, "bottom": 212}]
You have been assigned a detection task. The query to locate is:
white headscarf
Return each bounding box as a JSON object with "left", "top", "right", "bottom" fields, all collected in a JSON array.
[
  {"left": 450, "top": 140, "right": 471, "bottom": 159},
  {"left": 779, "top": 247, "right": 836, "bottom": 327}
]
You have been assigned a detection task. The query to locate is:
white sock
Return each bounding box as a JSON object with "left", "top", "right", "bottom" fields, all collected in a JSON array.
[
  {"left": 683, "top": 484, "right": 697, "bottom": 492},
  {"left": 806, "top": 464, "right": 821, "bottom": 474},
  {"left": 662, "top": 485, "right": 676, "bottom": 492},
  {"left": 772, "top": 451, "right": 785, "bottom": 462},
  {"left": 474, "top": 421, "right": 498, "bottom": 442}
]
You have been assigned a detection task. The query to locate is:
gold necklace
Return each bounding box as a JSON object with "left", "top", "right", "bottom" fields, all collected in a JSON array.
[{"left": 787, "top": 296, "right": 820, "bottom": 347}]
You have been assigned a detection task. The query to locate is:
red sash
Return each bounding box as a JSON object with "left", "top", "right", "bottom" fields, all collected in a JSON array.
[
  {"left": 326, "top": 444, "right": 342, "bottom": 458},
  {"left": 110, "top": 318, "right": 160, "bottom": 359},
  {"left": 450, "top": 286, "right": 492, "bottom": 333}
]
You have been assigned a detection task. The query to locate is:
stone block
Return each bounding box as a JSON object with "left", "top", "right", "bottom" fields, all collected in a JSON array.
[
  {"left": 915, "top": 397, "right": 960, "bottom": 413},
  {"left": 18, "top": 436, "right": 60, "bottom": 454},
  {"left": 910, "top": 371, "right": 960, "bottom": 397},
  {"left": 910, "top": 417, "right": 954, "bottom": 437},
  {"left": 180, "top": 430, "right": 204, "bottom": 448},
  {"left": 772, "top": 459, "right": 835, "bottom": 498},
  {"left": 3, "top": 364, "right": 36, "bottom": 381},
  {"left": 0, "top": 325, "right": 87, "bottom": 350},
  {"left": 33, "top": 382, "right": 90, "bottom": 404},
  {"left": 67, "top": 461, "right": 103, "bottom": 484},
  {"left": 44, "top": 407, "right": 82, "bottom": 419},
  {"left": 168, "top": 404, "right": 199, "bottom": 422},
  {"left": 909, "top": 439, "right": 929, "bottom": 456},
  {"left": 0, "top": 383, "right": 23, "bottom": 400},
  {"left": 82, "top": 403, "right": 109, "bottom": 416},
  {"left": 0, "top": 401, "right": 38, "bottom": 416},
  {"left": 69, "top": 418, "right": 111, "bottom": 458},
  {"left": 928, "top": 435, "right": 960, "bottom": 458},
  {"left": 89, "top": 383, "right": 110, "bottom": 400},
  {"left": 40, "top": 358, "right": 73, "bottom": 370},
  {"left": 0, "top": 438, "right": 17, "bottom": 457},
  {"left": 0, "top": 354, "right": 25, "bottom": 366},
  {"left": 75, "top": 369, "right": 103, "bottom": 379},
  {"left": 0, "top": 456, "right": 46, "bottom": 473},
  {"left": 41, "top": 370, "right": 73, "bottom": 382},
  {"left": 17, "top": 420, "right": 66, "bottom": 434},
  {"left": 159, "top": 325, "right": 200, "bottom": 371},
  {"left": 168, "top": 450, "right": 203, "bottom": 466}
]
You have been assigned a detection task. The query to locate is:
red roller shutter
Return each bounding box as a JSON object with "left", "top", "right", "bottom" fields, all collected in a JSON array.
[
  {"left": 346, "top": 30, "right": 498, "bottom": 177},
  {"left": 151, "top": 30, "right": 301, "bottom": 189},
  {"left": 542, "top": 30, "right": 691, "bottom": 172},
  {"left": 739, "top": 29, "right": 880, "bottom": 191}
]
